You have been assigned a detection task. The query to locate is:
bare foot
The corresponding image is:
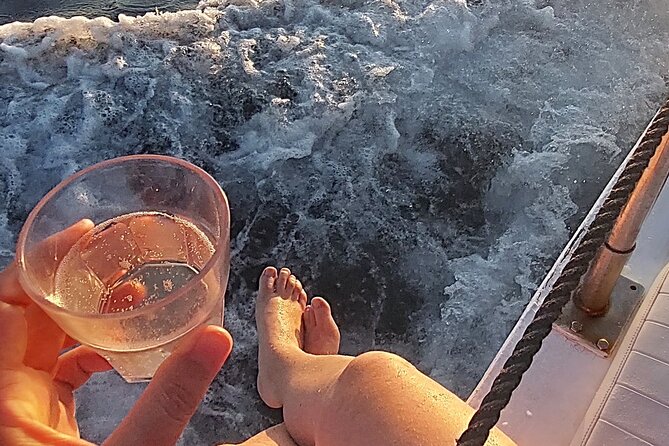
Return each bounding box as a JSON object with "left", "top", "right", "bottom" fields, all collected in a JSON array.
[
  {"left": 303, "top": 297, "right": 340, "bottom": 355},
  {"left": 256, "top": 267, "right": 307, "bottom": 409}
]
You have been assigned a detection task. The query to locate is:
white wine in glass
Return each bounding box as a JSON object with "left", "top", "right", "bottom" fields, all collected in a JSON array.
[{"left": 18, "top": 156, "right": 230, "bottom": 382}]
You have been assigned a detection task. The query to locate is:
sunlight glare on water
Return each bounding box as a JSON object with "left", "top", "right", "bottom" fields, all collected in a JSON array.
[{"left": 0, "top": 0, "right": 197, "bottom": 24}]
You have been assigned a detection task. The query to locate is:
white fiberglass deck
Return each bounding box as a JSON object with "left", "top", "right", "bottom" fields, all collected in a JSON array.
[{"left": 572, "top": 264, "right": 669, "bottom": 446}]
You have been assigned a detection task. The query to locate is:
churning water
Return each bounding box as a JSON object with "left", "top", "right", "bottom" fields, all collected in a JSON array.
[{"left": 1, "top": 0, "right": 668, "bottom": 443}]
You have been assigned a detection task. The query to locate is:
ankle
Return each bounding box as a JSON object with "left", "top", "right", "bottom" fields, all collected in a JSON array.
[
  {"left": 258, "top": 346, "right": 306, "bottom": 408},
  {"left": 270, "top": 343, "right": 304, "bottom": 365}
]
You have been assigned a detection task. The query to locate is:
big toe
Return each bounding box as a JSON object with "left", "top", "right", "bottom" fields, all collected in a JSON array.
[
  {"left": 312, "top": 297, "right": 333, "bottom": 325},
  {"left": 259, "top": 267, "right": 278, "bottom": 295},
  {"left": 312, "top": 297, "right": 340, "bottom": 340},
  {"left": 302, "top": 297, "right": 340, "bottom": 355}
]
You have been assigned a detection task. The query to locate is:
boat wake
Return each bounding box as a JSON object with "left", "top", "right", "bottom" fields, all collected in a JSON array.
[{"left": 0, "top": 0, "right": 668, "bottom": 442}]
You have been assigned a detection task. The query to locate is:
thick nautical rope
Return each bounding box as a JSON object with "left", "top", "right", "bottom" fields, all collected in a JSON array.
[{"left": 457, "top": 97, "right": 669, "bottom": 446}]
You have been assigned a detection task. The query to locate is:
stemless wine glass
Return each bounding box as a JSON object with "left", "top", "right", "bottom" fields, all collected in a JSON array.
[{"left": 16, "top": 155, "right": 230, "bottom": 382}]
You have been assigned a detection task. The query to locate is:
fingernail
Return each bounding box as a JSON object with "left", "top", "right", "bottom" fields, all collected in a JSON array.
[
  {"left": 190, "top": 327, "right": 232, "bottom": 368},
  {"left": 76, "top": 219, "right": 95, "bottom": 230}
]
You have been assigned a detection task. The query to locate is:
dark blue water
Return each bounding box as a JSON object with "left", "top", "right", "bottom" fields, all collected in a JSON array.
[{"left": 0, "top": 0, "right": 198, "bottom": 24}]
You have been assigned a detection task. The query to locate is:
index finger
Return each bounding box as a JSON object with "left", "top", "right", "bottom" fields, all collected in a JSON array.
[
  {"left": 0, "top": 219, "right": 94, "bottom": 371},
  {"left": 0, "top": 263, "right": 27, "bottom": 306},
  {"left": 0, "top": 219, "right": 94, "bottom": 306}
]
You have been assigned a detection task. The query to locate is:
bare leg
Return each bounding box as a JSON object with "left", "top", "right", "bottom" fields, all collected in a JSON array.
[
  {"left": 223, "top": 280, "right": 342, "bottom": 446},
  {"left": 221, "top": 424, "right": 297, "bottom": 446},
  {"left": 256, "top": 267, "right": 516, "bottom": 446}
]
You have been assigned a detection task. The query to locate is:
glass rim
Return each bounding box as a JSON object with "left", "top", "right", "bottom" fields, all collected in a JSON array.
[{"left": 16, "top": 154, "right": 229, "bottom": 321}]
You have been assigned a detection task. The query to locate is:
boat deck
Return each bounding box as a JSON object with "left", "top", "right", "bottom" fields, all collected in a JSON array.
[{"left": 573, "top": 264, "right": 669, "bottom": 446}]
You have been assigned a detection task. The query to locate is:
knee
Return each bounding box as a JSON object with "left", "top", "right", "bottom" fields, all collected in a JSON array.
[
  {"left": 324, "top": 351, "right": 418, "bottom": 417},
  {"left": 353, "top": 350, "right": 415, "bottom": 369},
  {"left": 340, "top": 351, "right": 415, "bottom": 386}
]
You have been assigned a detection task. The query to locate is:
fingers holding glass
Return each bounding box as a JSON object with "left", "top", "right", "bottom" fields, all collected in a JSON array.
[{"left": 0, "top": 301, "right": 27, "bottom": 367}]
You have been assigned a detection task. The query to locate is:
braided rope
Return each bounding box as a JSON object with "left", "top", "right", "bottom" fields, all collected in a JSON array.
[{"left": 457, "top": 97, "right": 669, "bottom": 446}]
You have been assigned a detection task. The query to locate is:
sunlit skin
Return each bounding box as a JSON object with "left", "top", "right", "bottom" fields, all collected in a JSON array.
[
  {"left": 0, "top": 220, "right": 233, "bottom": 446},
  {"left": 0, "top": 220, "right": 514, "bottom": 446},
  {"left": 226, "top": 267, "right": 517, "bottom": 446}
]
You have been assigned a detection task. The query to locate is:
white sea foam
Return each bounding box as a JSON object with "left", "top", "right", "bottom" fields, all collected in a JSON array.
[{"left": 1, "top": 0, "right": 668, "bottom": 443}]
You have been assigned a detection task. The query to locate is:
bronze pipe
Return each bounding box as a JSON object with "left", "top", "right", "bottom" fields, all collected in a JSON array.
[{"left": 573, "top": 129, "right": 669, "bottom": 316}]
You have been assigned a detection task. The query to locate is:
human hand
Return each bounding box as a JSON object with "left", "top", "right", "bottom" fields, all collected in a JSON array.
[{"left": 0, "top": 220, "right": 233, "bottom": 445}]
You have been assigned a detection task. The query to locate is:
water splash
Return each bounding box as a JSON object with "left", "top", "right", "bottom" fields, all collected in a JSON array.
[{"left": 1, "top": 0, "right": 668, "bottom": 442}]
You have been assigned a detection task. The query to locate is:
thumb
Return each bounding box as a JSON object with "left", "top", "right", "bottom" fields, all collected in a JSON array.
[{"left": 104, "top": 325, "right": 232, "bottom": 446}]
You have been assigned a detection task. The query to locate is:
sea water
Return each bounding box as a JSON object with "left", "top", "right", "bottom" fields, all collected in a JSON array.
[
  {"left": 0, "top": 1, "right": 198, "bottom": 25},
  {"left": 1, "top": 0, "right": 668, "bottom": 443}
]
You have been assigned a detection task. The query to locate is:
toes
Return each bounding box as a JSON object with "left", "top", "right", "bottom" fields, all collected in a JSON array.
[
  {"left": 312, "top": 297, "right": 333, "bottom": 326},
  {"left": 299, "top": 289, "right": 308, "bottom": 309},
  {"left": 303, "top": 305, "right": 316, "bottom": 329},
  {"left": 313, "top": 297, "right": 340, "bottom": 351},
  {"left": 276, "top": 268, "right": 291, "bottom": 294},
  {"left": 290, "top": 278, "right": 303, "bottom": 301},
  {"left": 287, "top": 275, "right": 297, "bottom": 297},
  {"left": 260, "top": 267, "right": 278, "bottom": 292}
]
